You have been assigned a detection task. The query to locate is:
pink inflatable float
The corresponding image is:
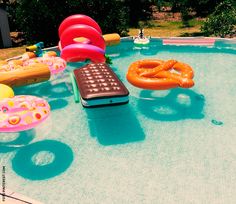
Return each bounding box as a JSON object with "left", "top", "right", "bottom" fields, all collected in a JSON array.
[
  {"left": 0, "top": 51, "right": 66, "bottom": 75},
  {"left": 0, "top": 95, "right": 50, "bottom": 132},
  {"left": 61, "top": 44, "right": 105, "bottom": 63},
  {"left": 23, "top": 56, "right": 67, "bottom": 75},
  {"left": 58, "top": 14, "right": 106, "bottom": 63}
]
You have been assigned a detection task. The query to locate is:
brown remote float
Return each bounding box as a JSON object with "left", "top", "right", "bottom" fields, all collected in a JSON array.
[{"left": 73, "top": 63, "right": 129, "bottom": 107}]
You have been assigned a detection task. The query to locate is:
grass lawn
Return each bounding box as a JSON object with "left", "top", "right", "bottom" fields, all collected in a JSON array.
[
  {"left": 0, "top": 46, "right": 27, "bottom": 60},
  {"left": 129, "top": 19, "right": 204, "bottom": 37},
  {"left": 0, "top": 19, "right": 204, "bottom": 60}
]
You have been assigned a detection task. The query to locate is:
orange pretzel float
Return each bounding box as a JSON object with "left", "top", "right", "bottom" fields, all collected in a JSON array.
[{"left": 126, "top": 59, "right": 194, "bottom": 90}]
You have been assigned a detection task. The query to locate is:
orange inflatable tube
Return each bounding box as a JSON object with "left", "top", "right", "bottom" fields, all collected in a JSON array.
[
  {"left": 103, "top": 33, "right": 120, "bottom": 46},
  {"left": 126, "top": 59, "right": 194, "bottom": 90}
]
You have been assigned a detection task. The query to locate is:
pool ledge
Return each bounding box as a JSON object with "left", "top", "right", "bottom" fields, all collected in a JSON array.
[{"left": 6, "top": 37, "right": 236, "bottom": 61}]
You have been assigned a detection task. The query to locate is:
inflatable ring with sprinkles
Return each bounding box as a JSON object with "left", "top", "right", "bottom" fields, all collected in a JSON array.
[{"left": 0, "top": 95, "right": 50, "bottom": 132}]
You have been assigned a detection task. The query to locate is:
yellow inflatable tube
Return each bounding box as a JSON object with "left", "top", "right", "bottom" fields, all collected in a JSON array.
[
  {"left": 103, "top": 33, "right": 120, "bottom": 46},
  {"left": 0, "top": 84, "right": 14, "bottom": 100}
]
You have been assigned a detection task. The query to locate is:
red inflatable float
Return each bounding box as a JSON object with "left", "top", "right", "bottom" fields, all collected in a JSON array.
[
  {"left": 58, "top": 14, "right": 106, "bottom": 63},
  {"left": 58, "top": 14, "right": 102, "bottom": 37}
]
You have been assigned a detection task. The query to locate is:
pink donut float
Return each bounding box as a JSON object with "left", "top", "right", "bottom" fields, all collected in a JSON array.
[
  {"left": 61, "top": 44, "right": 105, "bottom": 63},
  {"left": 58, "top": 14, "right": 102, "bottom": 37},
  {"left": 0, "top": 95, "right": 50, "bottom": 132},
  {"left": 23, "top": 56, "right": 67, "bottom": 75}
]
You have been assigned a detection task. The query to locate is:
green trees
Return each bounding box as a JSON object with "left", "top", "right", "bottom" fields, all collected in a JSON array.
[
  {"left": 201, "top": 0, "right": 236, "bottom": 37},
  {"left": 0, "top": 0, "right": 18, "bottom": 31},
  {"left": 184, "top": 0, "right": 223, "bottom": 17},
  {"left": 83, "top": 0, "right": 129, "bottom": 36},
  {"left": 156, "top": 0, "right": 236, "bottom": 37},
  {"left": 16, "top": 0, "right": 64, "bottom": 46},
  {"left": 15, "top": 0, "right": 129, "bottom": 46},
  {"left": 125, "top": 0, "right": 153, "bottom": 27},
  {"left": 4, "top": 0, "right": 236, "bottom": 46},
  {"left": 164, "top": 0, "right": 223, "bottom": 16}
]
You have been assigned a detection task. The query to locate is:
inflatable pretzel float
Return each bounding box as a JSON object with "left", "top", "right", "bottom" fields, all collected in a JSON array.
[{"left": 126, "top": 59, "right": 194, "bottom": 90}]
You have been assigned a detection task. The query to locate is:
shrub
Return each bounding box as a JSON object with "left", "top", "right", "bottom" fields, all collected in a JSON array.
[
  {"left": 201, "top": 0, "right": 236, "bottom": 37},
  {"left": 125, "top": 0, "right": 154, "bottom": 27},
  {"left": 82, "top": 0, "right": 129, "bottom": 36},
  {"left": 187, "top": 0, "right": 224, "bottom": 17},
  {"left": 15, "top": 0, "right": 129, "bottom": 46},
  {"left": 167, "top": 0, "right": 224, "bottom": 16},
  {"left": 180, "top": 7, "right": 192, "bottom": 28},
  {"left": 0, "top": 0, "right": 18, "bottom": 31}
]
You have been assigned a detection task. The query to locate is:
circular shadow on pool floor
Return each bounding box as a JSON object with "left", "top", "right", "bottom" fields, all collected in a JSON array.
[
  {"left": 137, "top": 88, "right": 205, "bottom": 121},
  {"left": 0, "top": 129, "right": 35, "bottom": 153},
  {"left": 48, "top": 98, "right": 68, "bottom": 111},
  {"left": 12, "top": 140, "right": 73, "bottom": 180}
]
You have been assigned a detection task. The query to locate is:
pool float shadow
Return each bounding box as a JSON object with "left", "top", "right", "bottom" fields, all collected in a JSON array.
[
  {"left": 38, "top": 82, "right": 72, "bottom": 98},
  {"left": 14, "top": 81, "right": 72, "bottom": 99},
  {"left": 14, "top": 81, "right": 71, "bottom": 111},
  {"left": 140, "top": 49, "right": 159, "bottom": 56},
  {"left": 85, "top": 104, "right": 145, "bottom": 146},
  {"left": 14, "top": 81, "right": 47, "bottom": 96},
  {"left": 0, "top": 130, "right": 35, "bottom": 153},
  {"left": 137, "top": 88, "right": 205, "bottom": 121},
  {"left": 12, "top": 140, "right": 74, "bottom": 180},
  {"left": 49, "top": 98, "right": 68, "bottom": 110},
  {"left": 138, "top": 46, "right": 159, "bottom": 56}
]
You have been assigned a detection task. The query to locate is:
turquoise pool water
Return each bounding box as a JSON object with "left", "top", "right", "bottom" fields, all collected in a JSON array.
[{"left": 1, "top": 39, "right": 236, "bottom": 203}]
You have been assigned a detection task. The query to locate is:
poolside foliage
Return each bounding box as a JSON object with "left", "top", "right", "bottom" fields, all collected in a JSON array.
[
  {"left": 201, "top": 0, "right": 236, "bottom": 37},
  {"left": 125, "top": 0, "right": 153, "bottom": 27},
  {"left": 14, "top": 0, "right": 129, "bottom": 46},
  {"left": 1, "top": 0, "right": 236, "bottom": 47},
  {"left": 166, "top": 0, "right": 224, "bottom": 16}
]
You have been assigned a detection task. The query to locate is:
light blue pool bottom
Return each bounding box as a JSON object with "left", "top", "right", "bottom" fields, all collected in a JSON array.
[{"left": 0, "top": 38, "right": 236, "bottom": 204}]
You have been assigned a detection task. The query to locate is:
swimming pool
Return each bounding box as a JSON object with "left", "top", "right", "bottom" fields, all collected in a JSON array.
[{"left": 1, "top": 38, "right": 236, "bottom": 203}]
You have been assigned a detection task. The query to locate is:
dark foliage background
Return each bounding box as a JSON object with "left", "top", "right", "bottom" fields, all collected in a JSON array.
[
  {"left": 1, "top": 0, "right": 235, "bottom": 46},
  {"left": 13, "top": 0, "right": 130, "bottom": 46},
  {"left": 201, "top": 0, "right": 236, "bottom": 37}
]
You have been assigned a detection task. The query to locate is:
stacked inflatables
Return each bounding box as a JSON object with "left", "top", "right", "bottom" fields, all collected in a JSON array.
[{"left": 58, "top": 14, "right": 106, "bottom": 63}]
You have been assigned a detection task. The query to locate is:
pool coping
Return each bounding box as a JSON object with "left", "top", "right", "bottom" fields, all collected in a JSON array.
[
  {"left": 5, "top": 36, "right": 236, "bottom": 61},
  {"left": 122, "top": 36, "right": 236, "bottom": 42}
]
